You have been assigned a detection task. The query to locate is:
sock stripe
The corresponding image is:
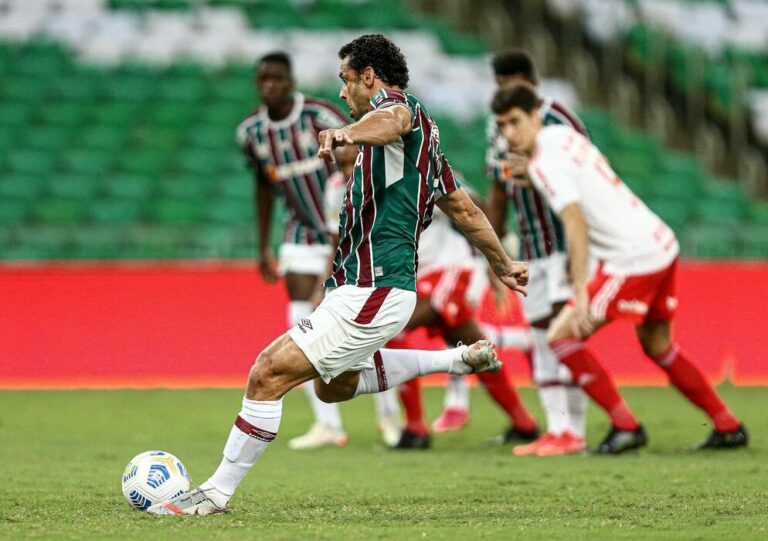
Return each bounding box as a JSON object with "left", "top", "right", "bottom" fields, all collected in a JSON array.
[
  {"left": 234, "top": 415, "right": 277, "bottom": 442},
  {"left": 354, "top": 287, "right": 392, "bottom": 324},
  {"left": 653, "top": 343, "right": 680, "bottom": 368},
  {"left": 373, "top": 350, "right": 388, "bottom": 391},
  {"left": 551, "top": 339, "right": 584, "bottom": 358}
]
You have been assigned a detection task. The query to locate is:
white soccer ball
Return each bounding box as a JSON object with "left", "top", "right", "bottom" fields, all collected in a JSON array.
[{"left": 121, "top": 450, "right": 190, "bottom": 511}]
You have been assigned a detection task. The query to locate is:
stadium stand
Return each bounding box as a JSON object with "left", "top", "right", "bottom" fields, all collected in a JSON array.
[{"left": 0, "top": 0, "right": 766, "bottom": 260}]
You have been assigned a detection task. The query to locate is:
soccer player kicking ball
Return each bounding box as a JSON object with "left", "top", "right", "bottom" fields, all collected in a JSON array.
[
  {"left": 237, "top": 52, "right": 352, "bottom": 450},
  {"left": 147, "top": 34, "right": 529, "bottom": 516},
  {"left": 491, "top": 83, "right": 747, "bottom": 454}
]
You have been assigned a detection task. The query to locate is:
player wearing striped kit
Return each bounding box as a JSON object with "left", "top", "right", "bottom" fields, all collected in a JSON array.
[
  {"left": 148, "top": 34, "right": 528, "bottom": 515},
  {"left": 492, "top": 83, "right": 747, "bottom": 454},
  {"left": 237, "top": 52, "right": 352, "bottom": 450},
  {"left": 485, "top": 51, "right": 589, "bottom": 456}
]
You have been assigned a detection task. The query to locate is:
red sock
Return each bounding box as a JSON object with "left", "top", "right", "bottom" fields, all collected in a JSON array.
[
  {"left": 477, "top": 361, "right": 538, "bottom": 433},
  {"left": 552, "top": 339, "right": 639, "bottom": 431},
  {"left": 398, "top": 378, "right": 429, "bottom": 436},
  {"left": 653, "top": 344, "right": 740, "bottom": 432}
]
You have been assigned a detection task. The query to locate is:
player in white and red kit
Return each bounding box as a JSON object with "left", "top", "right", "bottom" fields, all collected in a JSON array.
[{"left": 492, "top": 84, "right": 747, "bottom": 453}]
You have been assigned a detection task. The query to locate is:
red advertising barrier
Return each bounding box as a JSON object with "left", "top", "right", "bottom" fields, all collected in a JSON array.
[{"left": 1, "top": 261, "right": 766, "bottom": 389}]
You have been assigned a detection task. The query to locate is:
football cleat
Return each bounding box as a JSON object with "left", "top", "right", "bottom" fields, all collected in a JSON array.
[
  {"left": 489, "top": 425, "right": 540, "bottom": 446},
  {"left": 146, "top": 487, "right": 229, "bottom": 516},
  {"left": 536, "top": 431, "right": 587, "bottom": 457},
  {"left": 391, "top": 429, "right": 431, "bottom": 450},
  {"left": 512, "top": 432, "right": 556, "bottom": 456},
  {"left": 697, "top": 424, "right": 748, "bottom": 450},
  {"left": 287, "top": 423, "right": 348, "bottom": 450},
  {"left": 460, "top": 340, "right": 502, "bottom": 374},
  {"left": 377, "top": 413, "right": 403, "bottom": 448},
  {"left": 432, "top": 407, "right": 470, "bottom": 433},
  {"left": 592, "top": 424, "right": 647, "bottom": 455}
]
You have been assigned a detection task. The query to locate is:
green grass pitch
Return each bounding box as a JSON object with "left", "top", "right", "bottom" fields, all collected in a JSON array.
[{"left": 1, "top": 386, "right": 766, "bottom": 540}]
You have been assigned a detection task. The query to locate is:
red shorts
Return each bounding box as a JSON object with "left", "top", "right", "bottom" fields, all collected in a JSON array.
[
  {"left": 416, "top": 268, "right": 474, "bottom": 330},
  {"left": 587, "top": 259, "right": 679, "bottom": 325}
]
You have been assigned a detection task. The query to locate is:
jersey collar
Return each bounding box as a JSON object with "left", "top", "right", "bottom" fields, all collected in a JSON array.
[{"left": 262, "top": 92, "right": 304, "bottom": 130}]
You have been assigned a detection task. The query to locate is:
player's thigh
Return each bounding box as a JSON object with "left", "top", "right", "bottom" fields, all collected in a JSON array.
[
  {"left": 313, "top": 371, "right": 360, "bottom": 403},
  {"left": 247, "top": 334, "right": 320, "bottom": 400},
  {"left": 285, "top": 272, "right": 322, "bottom": 300},
  {"left": 443, "top": 319, "right": 485, "bottom": 346},
  {"left": 635, "top": 319, "right": 672, "bottom": 358},
  {"left": 406, "top": 297, "right": 440, "bottom": 329},
  {"left": 521, "top": 259, "right": 553, "bottom": 324},
  {"left": 546, "top": 303, "right": 578, "bottom": 342}
]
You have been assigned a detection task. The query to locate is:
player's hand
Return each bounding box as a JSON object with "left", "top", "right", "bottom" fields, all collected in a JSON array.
[
  {"left": 571, "top": 288, "right": 595, "bottom": 338},
  {"left": 317, "top": 128, "right": 354, "bottom": 163},
  {"left": 495, "top": 260, "right": 529, "bottom": 296},
  {"left": 258, "top": 249, "right": 279, "bottom": 283}
]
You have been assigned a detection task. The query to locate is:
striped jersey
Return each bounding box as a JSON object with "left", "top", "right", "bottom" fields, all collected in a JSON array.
[
  {"left": 487, "top": 97, "right": 589, "bottom": 260},
  {"left": 237, "top": 92, "right": 349, "bottom": 245},
  {"left": 325, "top": 88, "right": 461, "bottom": 292}
]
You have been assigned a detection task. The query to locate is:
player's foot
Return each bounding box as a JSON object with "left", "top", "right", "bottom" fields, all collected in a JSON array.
[
  {"left": 146, "top": 487, "right": 229, "bottom": 516},
  {"left": 458, "top": 340, "right": 502, "bottom": 374},
  {"left": 536, "top": 431, "right": 587, "bottom": 457},
  {"left": 512, "top": 432, "right": 556, "bottom": 456},
  {"left": 392, "top": 429, "right": 431, "bottom": 450},
  {"left": 432, "top": 407, "right": 469, "bottom": 433},
  {"left": 697, "top": 424, "right": 748, "bottom": 450},
  {"left": 592, "top": 424, "right": 647, "bottom": 455},
  {"left": 489, "top": 425, "right": 540, "bottom": 446},
  {"left": 287, "top": 423, "right": 348, "bottom": 450},
  {"left": 377, "top": 413, "right": 403, "bottom": 448}
]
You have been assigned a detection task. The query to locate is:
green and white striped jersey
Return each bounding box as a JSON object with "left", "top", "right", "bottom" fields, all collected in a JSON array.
[
  {"left": 325, "top": 89, "right": 461, "bottom": 292},
  {"left": 487, "top": 97, "right": 589, "bottom": 260},
  {"left": 237, "top": 92, "right": 349, "bottom": 245}
]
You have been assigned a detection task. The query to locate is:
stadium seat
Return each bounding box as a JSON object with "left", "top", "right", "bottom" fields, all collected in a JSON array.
[
  {"left": 47, "top": 175, "right": 102, "bottom": 200},
  {"left": 160, "top": 176, "right": 216, "bottom": 201},
  {"left": 104, "top": 175, "right": 155, "bottom": 201},
  {"left": 8, "top": 150, "right": 58, "bottom": 176},
  {"left": 0, "top": 174, "right": 46, "bottom": 201},
  {"left": 89, "top": 199, "right": 146, "bottom": 225},
  {"left": 0, "top": 201, "right": 30, "bottom": 226},
  {"left": 738, "top": 227, "right": 768, "bottom": 258},
  {"left": 202, "top": 198, "right": 254, "bottom": 226},
  {"left": 60, "top": 151, "right": 114, "bottom": 177},
  {"left": 152, "top": 200, "right": 204, "bottom": 225},
  {"left": 33, "top": 199, "right": 88, "bottom": 225},
  {"left": 683, "top": 225, "right": 739, "bottom": 258}
]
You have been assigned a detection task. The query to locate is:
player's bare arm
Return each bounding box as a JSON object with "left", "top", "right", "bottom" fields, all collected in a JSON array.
[
  {"left": 317, "top": 106, "right": 412, "bottom": 162},
  {"left": 558, "top": 202, "right": 594, "bottom": 337},
  {"left": 437, "top": 188, "right": 528, "bottom": 296},
  {"left": 254, "top": 164, "right": 278, "bottom": 283}
]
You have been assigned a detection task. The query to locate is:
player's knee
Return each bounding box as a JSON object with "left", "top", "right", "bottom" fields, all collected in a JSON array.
[{"left": 246, "top": 351, "right": 283, "bottom": 398}]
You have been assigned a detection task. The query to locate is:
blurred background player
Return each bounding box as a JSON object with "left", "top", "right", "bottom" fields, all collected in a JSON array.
[
  {"left": 493, "top": 83, "right": 747, "bottom": 454},
  {"left": 485, "top": 51, "right": 589, "bottom": 456},
  {"left": 237, "top": 51, "right": 352, "bottom": 450}
]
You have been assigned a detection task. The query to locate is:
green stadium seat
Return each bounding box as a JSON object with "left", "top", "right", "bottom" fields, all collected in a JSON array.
[
  {"left": 738, "top": 227, "right": 768, "bottom": 258},
  {"left": 131, "top": 126, "right": 182, "bottom": 153},
  {"left": 203, "top": 199, "right": 254, "bottom": 225},
  {"left": 45, "top": 103, "right": 87, "bottom": 127},
  {"left": 646, "top": 172, "right": 702, "bottom": 200},
  {"left": 92, "top": 102, "right": 143, "bottom": 126},
  {"left": 187, "top": 124, "right": 236, "bottom": 151},
  {"left": 122, "top": 226, "right": 189, "bottom": 259},
  {"left": 218, "top": 176, "right": 253, "bottom": 199},
  {"left": 12, "top": 226, "right": 72, "bottom": 253},
  {"left": 104, "top": 175, "right": 155, "bottom": 201},
  {"left": 683, "top": 225, "right": 739, "bottom": 258},
  {"left": 21, "top": 126, "right": 72, "bottom": 153},
  {"left": 160, "top": 176, "right": 217, "bottom": 201},
  {"left": 0, "top": 101, "right": 35, "bottom": 128},
  {"left": 149, "top": 103, "right": 197, "bottom": 127},
  {"left": 152, "top": 200, "right": 204, "bottom": 225},
  {"left": 69, "top": 226, "right": 125, "bottom": 259},
  {"left": 47, "top": 175, "right": 101, "bottom": 200},
  {"left": 52, "top": 75, "right": 102, "bottom": 103},
  {"left": 0, "top": 77, "right": 51, "bottom": 103},
  {"left": 0, "top": 244, "right": 65, "bottom": 260},
  {"left": 8, "top": 150, "right": 58, "bottom": 176},
  {"left": 750, "top": 202, "right": 768, "bottom": 226},
  {"left": 187, "top": 225, "right": 239, "bottom": 258},
  {"left": 79, "top": 126, "right": 131, "bottom": 152},
  {"left": 645, "top": 199, "right": 694, "bottom": 234},
  {"left": 60, "top": 151, "right": 114, "bottom": 176},
  {"left": 156, "top": 77, "right": 208, "bottom": 103},
  {"left": 102, "top": 75, "right": 157, "bottom": 103},
  {"left": 0, "top": 174, "right": 46, "bottom": 201},
  {"left": 89, "top": 200, "right": 146, "bottom": 225},
  {"left": 116, "top": 150, "right": 170, "bottom": 176},
  {"left": 175, "top": 150, "right": 226, "bottom": 176},
  {"left": 0, "top": 201, "right": 30, "bottom": 226},
  {"left": 695, "top": 179, "right": 750, "bottom": 224},
  {"left": 33, "top": 199, "right": 88, "bottom": 225}
]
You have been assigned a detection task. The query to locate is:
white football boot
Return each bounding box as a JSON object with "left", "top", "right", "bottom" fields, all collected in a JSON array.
[
  {"left": 377, "top": 413, "right": 403, "bottom": 447},
  {"left": 146, "top": 486, "right": 229, "bottom": 516},
  {"left": 287, "top": 423, "right": 348, "bottom": 450},
  {"left": 457, "top": 340, "right": 502, "bottom": 374}
]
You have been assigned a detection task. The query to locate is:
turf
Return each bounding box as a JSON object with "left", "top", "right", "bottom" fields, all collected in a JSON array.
[{"left": 0, "top": 386, "right": 766, "bottom": 540}]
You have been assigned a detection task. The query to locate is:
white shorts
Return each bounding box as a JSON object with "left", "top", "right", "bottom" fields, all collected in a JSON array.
[
  {"left": 278, "top": 243, "right": 333, "bottom": 276},
  {"left": 287, "top": 285, "right": 416, "bottom": 383},
  {"left": 521, "top": 252, "right": 571, "bottom": 322}
]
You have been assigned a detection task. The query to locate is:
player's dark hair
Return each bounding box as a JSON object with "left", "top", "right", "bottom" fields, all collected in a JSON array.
[
  {"left": 491, "top": 50, "right": 538, "bottom": 85},
  {"left": 258, "top": 51, "right": 292, "bottom": 73},
  {"left": 491, "top": 83, "right": 542, "bottom": 115},
  {"left": 338, "top": 34, "right": 409, "bottom": 89}
]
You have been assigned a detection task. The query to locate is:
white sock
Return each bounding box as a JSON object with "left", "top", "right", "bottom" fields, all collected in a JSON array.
[
  {"left": 303, "top": 381, "right": 344, "bottom": 432},
  {"left": 204, "top": 397, "right": 283, "bottom": 502},
  {"left": 289, "top": 301, "right": 344, "bottom": 432},
  {"left": 373, "top": 387, "right": 400, "bottom": 419},
  {"left": 354, "top": 347, "right": 468, "bottom": 395},
  {"left": 443, "top": 374, "right": 470, "bottom": 411},
  {"left": 566, "top": 385, "right": 588, "bottom": 438},
  {"left": 537, "top": 385, "right": 569, "bottom": 436}
]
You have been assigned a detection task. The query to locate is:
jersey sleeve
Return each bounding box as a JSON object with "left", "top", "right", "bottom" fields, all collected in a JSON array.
[
  {"left": 527, "top": 132, "right": 581, "bottom": 213},
  {"left": 236, "top": 119, "right": 260, "bottom": 169},
  {"left": 434, "top": 154, "right": 461, "bottom": 198}
]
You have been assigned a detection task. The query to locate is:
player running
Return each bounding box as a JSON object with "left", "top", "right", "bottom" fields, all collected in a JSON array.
[
  {"left": 236, "top": 52, "right": 352, "bottom": 450},
  {"left": 491, "top": 83, "right": 748, "bottom": 454},
  {"left": 485, "top": 51, "right": 589, "bottom": 456},
  {"left": 148, "top": 34, "right": 529, "bottom": 516}
]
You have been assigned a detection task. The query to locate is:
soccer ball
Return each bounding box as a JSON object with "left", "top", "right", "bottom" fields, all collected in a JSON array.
[{"left": 121, "top": 450, "right": 190, "bottom": 511}]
